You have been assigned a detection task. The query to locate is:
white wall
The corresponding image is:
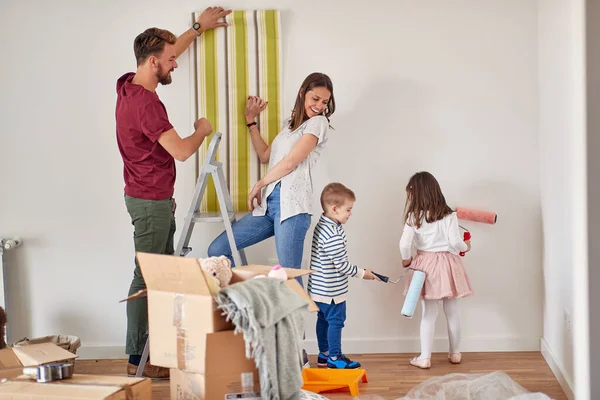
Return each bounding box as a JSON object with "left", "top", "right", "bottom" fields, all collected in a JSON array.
[
  {"left": 537, "top": 0, "right": 586, "bottom": 398},
  {"left": 585, "top": 1, "right": 599, "bottom": 399},
  {"left": 0, "top": 0, "right": 543, "bottom": 359}
]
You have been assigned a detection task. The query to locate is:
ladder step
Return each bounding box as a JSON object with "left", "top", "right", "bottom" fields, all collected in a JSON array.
[{"left": 192, "top": 212, "right": 235, "bottom": 223}]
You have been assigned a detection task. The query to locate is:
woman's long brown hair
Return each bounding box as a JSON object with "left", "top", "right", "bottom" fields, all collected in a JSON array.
[
  {"left": 289, "top": 72, "right": 335, "bottom": 131},
  {"left": 403, "top": 171, "right": 453, "bottom": 228}
]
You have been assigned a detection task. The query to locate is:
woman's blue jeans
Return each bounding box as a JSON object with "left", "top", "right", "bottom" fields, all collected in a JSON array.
[{"left": 207, "top": 183, "right": 311, "bottom": 286}]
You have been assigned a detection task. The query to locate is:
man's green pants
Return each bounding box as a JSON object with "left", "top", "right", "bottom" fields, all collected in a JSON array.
[{"left": 124, "top": 195, "right": 176, "bottom": 355}]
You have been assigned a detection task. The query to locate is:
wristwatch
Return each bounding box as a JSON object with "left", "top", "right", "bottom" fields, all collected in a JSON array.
[{"left": 192, "top": 22, "right": 202, "bottom": 36}]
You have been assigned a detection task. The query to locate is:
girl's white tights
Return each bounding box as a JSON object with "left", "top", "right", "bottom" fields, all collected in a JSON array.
[{"left": 417, "top": 298, "right": 461, "bottom": 360}]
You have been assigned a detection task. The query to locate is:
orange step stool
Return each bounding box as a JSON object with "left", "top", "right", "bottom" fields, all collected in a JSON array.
[{"left": 301, "top": 368, "right": 368, "bottom": 396}]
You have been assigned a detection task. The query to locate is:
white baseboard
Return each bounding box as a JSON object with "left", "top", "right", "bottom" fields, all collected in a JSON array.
[
  {"left": 303, "top": 336, "right": 541, "bottom": 354},
  {"left": 78, "top": 336, "right": 540, "bottom": 361},
  {"left": 540, "top": 338, "right": 574, "bottom": 400},
  {"left": 77, "top": 346, "right": 126, "bottom": 360}
]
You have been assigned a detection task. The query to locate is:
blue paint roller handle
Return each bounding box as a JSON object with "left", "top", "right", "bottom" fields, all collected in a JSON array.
[{"left": 401, "top": 270, "right": 426, "bottom": 318}]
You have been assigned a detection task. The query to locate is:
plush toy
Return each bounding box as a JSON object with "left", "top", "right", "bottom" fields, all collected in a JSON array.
[
  {"left": 198, "top": 256, "right": 233, "bottom": 288},
  {"left": 268, "top": 264, "right": 288, "bottom": 280},
  {"left": 252, "top": 264, "right": 289, "bottom": 280}
]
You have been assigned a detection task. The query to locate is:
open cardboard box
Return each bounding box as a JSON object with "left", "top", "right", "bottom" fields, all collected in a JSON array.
[
  {"left": 0, "top": 375, "right": 152, "bottom": 399},
  {"left": 0, "top": 343, "right": 151, "bottom": 399},
  {"left": 0, "top": 342, "right": 78, "bottom": 380},
  {"left": 121, "top": 252, "right": 318, "bottom": 373}
]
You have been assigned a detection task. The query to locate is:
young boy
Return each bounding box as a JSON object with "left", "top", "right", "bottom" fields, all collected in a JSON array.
[{"left": 307, "top": 182, "right": 379, "bottom": 369}]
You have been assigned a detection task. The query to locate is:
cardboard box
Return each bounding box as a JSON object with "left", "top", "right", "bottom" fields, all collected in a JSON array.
[
  {"left": 122, "top": 252, "right": 317, "bottom": 373},
  {"left": 0, "top": 374, "right": 151, "bottom": 399},
  {"left": 0, "top": 343, "right": 151, "bottom": 399},
  {"left": 0, "top": 342, "right": 79, "bottom": 380},
  {"left": 170, "top": 330, "right": 260, "bottom": 400}
]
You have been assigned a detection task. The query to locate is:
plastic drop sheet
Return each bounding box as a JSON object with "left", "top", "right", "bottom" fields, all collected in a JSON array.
[
  {"left": 395, "top": 371, "right": 553, "bottom": 400},
  {"left": 301, "top": 390, "right": 385, "bottom": 399}
]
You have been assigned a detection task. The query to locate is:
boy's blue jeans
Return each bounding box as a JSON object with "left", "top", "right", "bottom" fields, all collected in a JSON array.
[
  {"left": 207, "top": 183, "right": 311, "bottom": 286},
  {"left": 315, "top": 300, "right": 347, "bottom": 358}
]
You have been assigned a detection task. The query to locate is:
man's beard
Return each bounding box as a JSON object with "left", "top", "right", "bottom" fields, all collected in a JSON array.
[{"left": 157, "top": 64, "right": 172, "bottom": 85}]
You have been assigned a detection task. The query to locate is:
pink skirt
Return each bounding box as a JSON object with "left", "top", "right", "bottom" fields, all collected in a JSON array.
[{"left": 403, "top": 251, "right": 473, "bottom": 300}]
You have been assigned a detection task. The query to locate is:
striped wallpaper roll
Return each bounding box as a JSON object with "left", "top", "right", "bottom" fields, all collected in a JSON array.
[{"left": 194, "top": 10, "right": 283, "bottom": 213}]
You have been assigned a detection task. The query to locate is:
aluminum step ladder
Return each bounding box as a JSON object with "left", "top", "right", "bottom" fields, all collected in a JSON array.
[{"left": 135, "top": 131, "right": 247, "bottom": 377}]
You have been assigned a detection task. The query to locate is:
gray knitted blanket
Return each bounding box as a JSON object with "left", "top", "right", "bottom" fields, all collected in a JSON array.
[{"left": 215, "top": 277, "right": 309, "bottom": 400}]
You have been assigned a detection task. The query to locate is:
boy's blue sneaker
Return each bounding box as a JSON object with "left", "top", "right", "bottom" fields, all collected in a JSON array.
[
  {"left": 317, "top": 353, "right": 329, "bottom": 368},
  {"left": 327, "top": 355, "right": 361, "bottom": 369}
]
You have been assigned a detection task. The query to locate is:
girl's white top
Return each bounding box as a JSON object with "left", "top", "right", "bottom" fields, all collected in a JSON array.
[
  {"left": 399, "top": 212, "right": 468, "bottom": 259},
  {"left": 252, "top": 115, "right": 329, "bottom": 222}
]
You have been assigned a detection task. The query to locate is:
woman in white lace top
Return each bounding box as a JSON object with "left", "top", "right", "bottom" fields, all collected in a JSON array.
[{"left": 208, "top": 73, "right": 335, "bottom": 283}]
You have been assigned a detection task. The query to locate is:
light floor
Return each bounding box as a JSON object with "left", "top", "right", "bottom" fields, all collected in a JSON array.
[{"left": 76, "top": 351, "right": 567, "bottom": 399}]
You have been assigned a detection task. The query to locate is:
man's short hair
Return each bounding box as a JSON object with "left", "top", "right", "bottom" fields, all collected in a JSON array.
[
  {"left": 320, "top": 182, "right": 356, "bottom": 211},
  {"left": 134, "top": 28, "right": 177, "bottom": 66}
]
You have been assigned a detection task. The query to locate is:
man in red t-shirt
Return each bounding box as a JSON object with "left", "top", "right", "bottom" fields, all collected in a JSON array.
[{"left": 115, "top": 6, "right": 231, "bottom": 378}]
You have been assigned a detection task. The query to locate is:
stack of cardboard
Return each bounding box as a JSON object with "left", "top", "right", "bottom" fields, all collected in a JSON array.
[
  {"left": 0, "top": 342, "right": 151, "bottom": 399},
  {"left": 125, "top": 252, "right": 318, "bottom": 400}
]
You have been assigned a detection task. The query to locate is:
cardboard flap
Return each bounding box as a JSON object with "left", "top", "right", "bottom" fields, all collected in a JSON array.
[
  {"left": 1, "top": 374, "right": 150, "bottom": 398},
  {"left": 284, "top": 280, "right": 318, "bottom": 312},
  {"left": 229, "top": 268, "right": 261, "bottom": 283},
  {"left": 0, "top": 380, "right": 123, "bottom": 398},
  {"left": 136, "top": 252, "right": 212, "bottom": 295},
  {"left": 0, "top": 368, "right": 24, "bottom": 380},
  {"left": 119, "top": 289, "right": 147, "bottom": 303},
  {"left": 282, "top": 268, "right": 312, "bottom": 278},
  {"left": 57, "top": 374, "right": 147, "bottom": 386},
  {"left": 0, "top": 348, "right": 23, "bottom": 369},
  {"left": 12, "top": 343, "right": 77, "bottom": 367}
]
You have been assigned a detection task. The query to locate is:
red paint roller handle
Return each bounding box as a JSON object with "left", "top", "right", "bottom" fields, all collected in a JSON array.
[{"left": 459, "top": 231, "right": 471, "bottom": 256}]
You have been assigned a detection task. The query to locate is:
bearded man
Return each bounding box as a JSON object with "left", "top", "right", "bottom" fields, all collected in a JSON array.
[{"left": 114, "top": 6, "right": 231, "bottom": 378}]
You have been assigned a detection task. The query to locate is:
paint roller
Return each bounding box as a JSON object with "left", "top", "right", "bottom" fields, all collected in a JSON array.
[
  {"left": 372, "top": 269, "right": 426, "bottom": 319},
  {"left": 456, "top": 207, "right": 496, "bottom": 256},
  {"left": 401, "top": 270, "right": 426, "bottom": 318},
  {"left": 456, "top": 207, "right": 497, "bottom": 224}
]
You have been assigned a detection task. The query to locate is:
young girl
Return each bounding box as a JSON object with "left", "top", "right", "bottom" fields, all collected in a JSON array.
[{"left": 399, "top": 171, "right": 473, "bottom": 369}]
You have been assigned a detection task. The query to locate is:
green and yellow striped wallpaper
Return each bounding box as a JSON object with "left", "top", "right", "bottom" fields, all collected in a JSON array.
[{"left": 194, "top": 10, "right": 282, "bottom": 213}]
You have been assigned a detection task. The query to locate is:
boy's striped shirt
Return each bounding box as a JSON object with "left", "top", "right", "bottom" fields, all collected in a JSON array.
[{"left": 308, "top": 215, "right": 365, "bottom": 304}]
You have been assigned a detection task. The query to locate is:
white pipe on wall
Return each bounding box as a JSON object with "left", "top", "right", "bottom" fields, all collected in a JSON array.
[{"left": 0, "top": 237, "right": 23, "bottom": 345}]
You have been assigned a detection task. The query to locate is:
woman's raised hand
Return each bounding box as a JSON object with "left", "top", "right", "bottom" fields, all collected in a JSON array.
[{"left": 245, "top": 96, "right": 268, "bottom": 123}]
